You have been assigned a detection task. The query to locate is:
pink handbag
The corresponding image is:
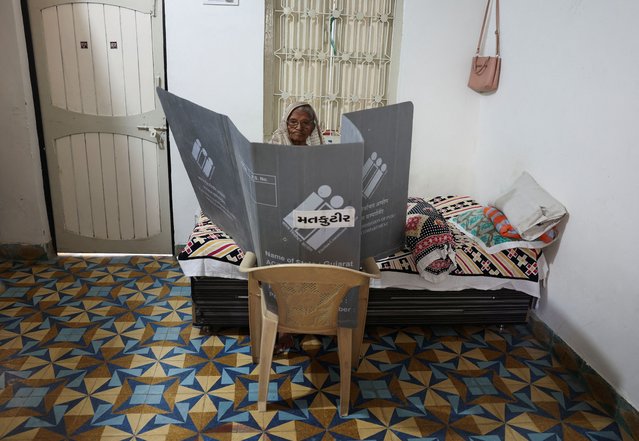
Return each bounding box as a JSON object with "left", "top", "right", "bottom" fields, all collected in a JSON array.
[{"left": 468, "top": 0, "right": 501, "bottom": 93}]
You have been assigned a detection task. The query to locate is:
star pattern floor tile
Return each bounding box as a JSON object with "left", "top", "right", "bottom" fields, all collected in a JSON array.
[{"left": 0, "top": 256, "right": 632, "bottom": 440}]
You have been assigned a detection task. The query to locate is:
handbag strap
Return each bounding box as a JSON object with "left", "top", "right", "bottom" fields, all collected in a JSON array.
[{"left": 475, "top": 0, "right": 500, "bottom": 57}]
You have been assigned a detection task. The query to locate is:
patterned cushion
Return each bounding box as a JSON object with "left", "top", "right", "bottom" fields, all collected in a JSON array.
[
  {"left": 177, "top": 213, "right": 244, "bottom": 265},
  {"left": 426, "top": 195, "right": 482, "bottom": 219},
  {"left": 377, "top": 196, "right": 542, "bottom": 283},
  {"left": 451, "top": 208, "right": 557, "bottom": 253},
  {"left": 405, "top": 200, "right": 456, "bottom": 282},
  {"left": 484, "top": 206, "right": 558, "bottom": 243}
]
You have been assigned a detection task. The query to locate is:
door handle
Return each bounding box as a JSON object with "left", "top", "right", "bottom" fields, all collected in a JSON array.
[
  {"left": 151, "top": 126, "right": 167, "bottom": 150},
  {"left": 137, "top": 125, "right": 167, "bottom": 149}
]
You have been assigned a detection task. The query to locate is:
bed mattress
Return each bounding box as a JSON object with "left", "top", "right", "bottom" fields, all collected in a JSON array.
[
  {"left": 178, "top": 195, "right": 547, "bottom": 327},
  {"left": 178, "top": 195, "right": 547, "bottom": 298}
]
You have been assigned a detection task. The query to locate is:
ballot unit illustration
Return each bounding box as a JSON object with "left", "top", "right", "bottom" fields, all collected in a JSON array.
[
  {"left": 192, "top": 139, "right": 215, "bottom": 179},
  {"left": 362, "top": 152, "right": 387, "bottom": 199}
]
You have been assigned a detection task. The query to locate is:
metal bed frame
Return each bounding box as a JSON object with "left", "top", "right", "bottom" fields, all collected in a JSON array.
[{"left": 190, "top": 276, "right": 535, "bottom": 331}]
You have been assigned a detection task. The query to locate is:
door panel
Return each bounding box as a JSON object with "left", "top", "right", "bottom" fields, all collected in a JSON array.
[
  {"left": 53, "top": 132, "right": 163, "bottom": 242},
  {"left": 84, "top": 132, "right": 107, "bottom": 238},
  {"left": 57, "top": 4, "right": 83, "bottom": 113},
  {"left": 41, "top": 6, "right": 66, "bottom": 109},
  {"left": 73, "top": 4, "right": 98, "bottom": 115},
  {"left": 69, "top": 133, "right": 92, "bottom": 236},
  {"left": 99, "top": 132, "right": 119, "bottom": 239},
  {"left": 88, "top": 4, "right": 113, "bottom": 115},
  {"left": 103, "top": 5, "right": 127, "bottom": 116},
  {"left": 29, "top": 0, "right": 171, "bottom": 254}
]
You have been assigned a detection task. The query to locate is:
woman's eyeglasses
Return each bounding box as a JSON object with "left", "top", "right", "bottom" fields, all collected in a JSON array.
[{"left": 287, "top": 119, "right": 314, "bottom": 129}]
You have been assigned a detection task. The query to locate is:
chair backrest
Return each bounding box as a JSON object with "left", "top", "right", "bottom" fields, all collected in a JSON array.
[{"left": 241, "top": 259, "right": 379, "bottom": 335}]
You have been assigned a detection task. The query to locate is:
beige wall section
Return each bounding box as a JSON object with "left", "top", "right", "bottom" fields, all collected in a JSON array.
[{"left": 0, "top": 0, "right": 51, "bottom": 248}]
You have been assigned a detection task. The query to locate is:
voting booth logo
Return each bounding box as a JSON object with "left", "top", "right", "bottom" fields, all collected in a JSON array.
[
  {"left": 362, "top": 152, "right": 387, "bottom": 199},
  {"left": 283, "top": 185, "right": 355, "bottom": 252},
  {"left": 192, "top": 139, "right": 215, "bottom": 178}
]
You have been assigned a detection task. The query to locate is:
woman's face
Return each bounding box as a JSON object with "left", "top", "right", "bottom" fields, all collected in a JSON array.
[{"left": 286, "top": 108, "right": 315, "bottom": 145}]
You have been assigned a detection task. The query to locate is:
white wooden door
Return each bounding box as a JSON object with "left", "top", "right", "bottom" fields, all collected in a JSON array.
[{"left": 27, "top": 0, "right": 171, "bottom": 254}]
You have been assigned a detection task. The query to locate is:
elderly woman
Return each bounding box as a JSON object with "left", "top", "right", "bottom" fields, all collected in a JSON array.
[
  {"left": 270, "top": 102, "right": 324, "bottom": 353},
  {"left": 271, "top": 102, "right": 324, "bottom": 146}
]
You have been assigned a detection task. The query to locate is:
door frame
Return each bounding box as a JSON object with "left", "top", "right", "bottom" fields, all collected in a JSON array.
[{"left": 21, "top": 0, "right": 174, "bottom": 255}]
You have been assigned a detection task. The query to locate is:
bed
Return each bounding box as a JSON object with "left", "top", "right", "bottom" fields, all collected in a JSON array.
[{"left": 178, "top": 195, "right": 548, "bottom": 329}]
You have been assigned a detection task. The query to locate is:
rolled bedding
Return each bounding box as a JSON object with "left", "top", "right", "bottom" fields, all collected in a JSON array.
[{"left": 405, "top": 198, "right": 457, "bottom": 283}]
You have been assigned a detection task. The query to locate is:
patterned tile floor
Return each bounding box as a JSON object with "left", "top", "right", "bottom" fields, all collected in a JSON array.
[{"left": 0, "top": 256, "right": 633, "bottom": 440}]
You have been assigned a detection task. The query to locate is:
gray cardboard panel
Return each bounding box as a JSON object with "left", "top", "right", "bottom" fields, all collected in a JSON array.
[
  {"left": 341, "top": 102, "right": 414, "bottom": 259},
  {"left": 158, "top": 88, "right": 366, "bottom": 268},
  {"left": 157, "top": 88, "right": 254, "bottom": 252},
  {"left": 250, "top": 143, "right": 363, "bottom": 268}
]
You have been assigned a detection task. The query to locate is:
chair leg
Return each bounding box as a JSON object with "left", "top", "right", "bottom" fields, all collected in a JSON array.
[
  {"left": 351, "top": 287, "right": 369, "bottom": 367},
  {"left": 258, "top": 316, "right": 278, "bottom": 412},
  {"left": 248, "top": 279, "right": 261, "bottom": 364},
  {"left": 337, "top": 327, "right": 353, "bottom": 417}
]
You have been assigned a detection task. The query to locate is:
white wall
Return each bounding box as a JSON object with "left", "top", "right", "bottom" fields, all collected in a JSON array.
[
  {"left": 396, "top": 0, "right": 638, "bottom": 409},
  {"left": 0, "top": 0, "right": 50, "bottom": 247},
  {"left": 395, "top": 0, "right": 484, "bottom": 198},
  {"left": 472, "top": 1, "right": 639, "bottom": 408},
  {"left": 165, "top": 1, "right": 264, "bottom": 244}
]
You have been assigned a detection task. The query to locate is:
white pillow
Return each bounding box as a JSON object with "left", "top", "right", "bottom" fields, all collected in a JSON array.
[{"left": 493, "top": 172, "right": 567, "bottom": 241}]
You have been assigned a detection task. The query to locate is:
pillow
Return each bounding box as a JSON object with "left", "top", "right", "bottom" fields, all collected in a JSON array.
[
  {"left": 484, "top": 206, "right": 557, "bottom": 243},
  {"left": 405, "top": 201, "right": 457, "bottom": 282},
  {"left": 450, "top": 208, "right": 557, "bottom": 253},
  {"left": 493, "top": 172, "right": 567, "bottom": 241},
  {"left": 177, "top": 212, "right": 244, "bottom": 264}
]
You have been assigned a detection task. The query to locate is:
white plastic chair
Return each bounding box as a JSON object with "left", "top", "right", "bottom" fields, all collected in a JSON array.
[{"left": 239, "top": 252, "right": 380, "bottom": 416}]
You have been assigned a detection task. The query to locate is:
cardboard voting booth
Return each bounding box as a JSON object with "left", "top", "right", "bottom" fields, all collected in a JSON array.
[{"left": 157, "top": 89, "right": 412, "bottom": 325}]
